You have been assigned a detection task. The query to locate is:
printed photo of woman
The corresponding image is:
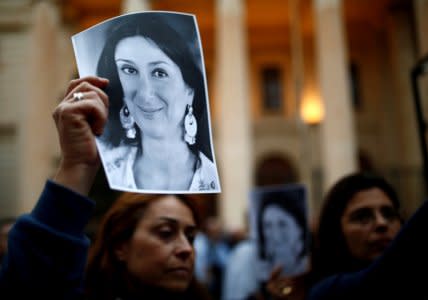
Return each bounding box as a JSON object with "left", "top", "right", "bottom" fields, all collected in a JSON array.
[
  {"left": 250, "top": 184, "right": 310, "bottom": 279},
  {"left": 72, "top": 12, "right": 220, "bottom": 193}
]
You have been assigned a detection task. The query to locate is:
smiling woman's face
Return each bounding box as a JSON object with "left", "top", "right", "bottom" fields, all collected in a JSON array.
[
  {"left": 262, "top": 204, "right": 303, "bottom": 266},
  {"left": 115, "top": 36, "right": 194, "bottom": 140}
]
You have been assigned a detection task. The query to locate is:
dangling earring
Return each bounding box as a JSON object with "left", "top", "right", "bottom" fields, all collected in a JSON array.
[
  {"left": 184, "top": 104, "right": 197, "bottom": 145},
  {"left": 120, "top": 104, "right": 136, "bottom": 139}
]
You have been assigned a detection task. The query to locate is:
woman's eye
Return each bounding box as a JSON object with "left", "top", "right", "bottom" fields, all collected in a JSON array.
[
  {"left": 152, "top": 68, "right": 168, "bottom": 78},
  {"left": 186, "top": 233, "right": 196, "bottom": 244},
  {"left": 158, "top": 229, "right": 174, "bottom": 239},
  {"left": 263, "top": 220, "right": 273, "bottom": 230},
  {"left": 350, "top": 209, "right": 373, "bottom": 224},
  {"left": 278, "top": 220, "right": 287, "bottom": 228},
  {"left": 381, "top": 207, "right": 400, "bottom": 221},
  {"left": 121, "top": 65, "right": 138, "bottom": 75}
]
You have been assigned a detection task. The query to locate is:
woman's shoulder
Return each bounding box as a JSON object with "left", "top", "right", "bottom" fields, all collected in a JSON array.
[
  {"left": 97, "top": 140, "right": 136, "bottom": 169},
  {"left": 96, "top": 139, "right": 138, "bottom": 188}
]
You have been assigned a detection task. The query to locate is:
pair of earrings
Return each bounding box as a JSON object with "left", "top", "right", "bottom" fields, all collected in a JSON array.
[{"left": 119, "top": 104, "right": 197, "bottom": 145}]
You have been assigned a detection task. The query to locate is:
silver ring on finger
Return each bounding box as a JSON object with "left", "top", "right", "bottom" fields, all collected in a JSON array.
[
  {"left": 281, "top": 286, "right": 293, "bottom": 296},
  {"left": 72, "top": 92, "right": 84, "bottom": 102}
]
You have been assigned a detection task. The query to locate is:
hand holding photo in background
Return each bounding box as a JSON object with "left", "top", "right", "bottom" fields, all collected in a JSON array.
[{"left": 249, "top": 183, "right": 310, "bottom": 280}]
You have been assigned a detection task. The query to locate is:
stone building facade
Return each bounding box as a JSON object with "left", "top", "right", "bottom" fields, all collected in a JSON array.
[{"left": 0, "top": 0, "right": 427, "bottom": 230}]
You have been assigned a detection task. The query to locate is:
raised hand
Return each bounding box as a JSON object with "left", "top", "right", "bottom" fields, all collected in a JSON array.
[
  {"left": 53, "top": 76, "right": 109, "bottom": 195},
  {"left": 265, "top": 265, "right": 308, "bottom": 300}
]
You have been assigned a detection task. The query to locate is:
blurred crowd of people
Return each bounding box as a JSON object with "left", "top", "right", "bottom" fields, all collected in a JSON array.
[
  {"left": 0, "top": 166, "right": 418, "bottom": 300},
  {"left": 191, "top": 172, "right": 409, "bottom": 300}
]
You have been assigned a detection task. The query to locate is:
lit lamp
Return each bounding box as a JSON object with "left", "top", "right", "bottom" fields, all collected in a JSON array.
[
  {"left": 299, "top": 91, "right": 324, "bottom": 215},
  {"left": 300, "top": 93, "right": 325, "bottom": 125}
]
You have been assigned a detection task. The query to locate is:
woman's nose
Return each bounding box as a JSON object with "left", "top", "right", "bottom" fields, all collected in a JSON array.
[
  {"left": 136, "top": 74, "right": 154, "bottom": 102},
  {"left": 373, "top": 211, "right": 389, "bottom": 231},
  {"left": 175, "top": 234, "right": 193, "bottom": 259},
  {"left": 272, "top": 228, "right": 284, "bottom": 242}
]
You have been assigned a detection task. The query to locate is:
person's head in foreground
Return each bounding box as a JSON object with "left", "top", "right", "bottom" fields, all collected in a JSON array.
[{"left": 85, "top": 192, "right": 211, "bottom": 300}]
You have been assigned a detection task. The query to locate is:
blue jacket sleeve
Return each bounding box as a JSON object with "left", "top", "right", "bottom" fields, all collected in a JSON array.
[
  {"left": 307, "top": 200, "right": 428, "bottom": 300},
  {"left": 0, "top": 180, "right": 95, "bottom": 298}
]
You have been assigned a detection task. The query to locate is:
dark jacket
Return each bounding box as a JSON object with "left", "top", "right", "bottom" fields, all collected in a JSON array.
[
  {"left": 0, "top": 180, "right": 93, "bottom": 298},
  {"left": 0, "top": 181, "right": 212, "bottom": 300}
]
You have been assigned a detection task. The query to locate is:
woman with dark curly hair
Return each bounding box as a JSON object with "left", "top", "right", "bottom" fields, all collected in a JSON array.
[
  {"left": 91, "top": 12, "right": 219, "bottom": 192},
  {"left": 256, "top": 187, "right": 309, "bottom": 278}
]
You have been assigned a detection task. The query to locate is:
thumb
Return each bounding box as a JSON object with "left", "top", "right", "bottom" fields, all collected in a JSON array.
[{"left": 269, "top": 264, "right": 283, "bottom": 281}]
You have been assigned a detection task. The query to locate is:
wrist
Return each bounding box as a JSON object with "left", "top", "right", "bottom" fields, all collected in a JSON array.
[{"left": 53, "top": 160, "right": 100, "bottom": 196}]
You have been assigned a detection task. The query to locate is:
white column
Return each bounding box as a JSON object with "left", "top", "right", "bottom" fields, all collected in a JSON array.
[
  {"left": 413, "top": 1, "right": 428, "bottom": 204},
  {"left": 215, "top": 0, "right": 252, "bottom": 228},
  {"left": 18, "top": 1, "right": 62, "bottom": 213},
  {"left": 122, "top": 0, "right": 150, "bottom": 13},
  {"left": 387, "top": 9, "right": 420, "bottom": 215},
  {"left": 290, "top": 0, "right": 314, "bottom": 217},
  {"left": 314, "top": 0, "right": 357, "bottom": 190},
  {"left": 414, "top": 0, "right": 428, "bottom": 56}
]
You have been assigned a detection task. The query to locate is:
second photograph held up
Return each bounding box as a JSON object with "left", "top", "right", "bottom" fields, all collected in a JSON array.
[
  {"left": 249, "top": 183, "right": 310, "bottom": 280},
  {"left": 72, "top": 11, "right": 221, "bottom": 194}
]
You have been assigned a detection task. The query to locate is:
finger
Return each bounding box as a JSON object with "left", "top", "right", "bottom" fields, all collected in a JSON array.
[
  {"left": 65, "top": 76, "right": 109, "bottom": 95},
  {"left": 74, "top": 94, "right": 108, "bottom": 136},
  {"left": 88, "top": 99, "right": 109, "bottom": 136},
  {"left": 269, "top": 265, "right": 283, "bottom": 281},
  {"left": 67, "top": 82, "right": 109, "bottom": 109},
  {"left": 54, "top": 92, "right": 108, "bottom": 137},
  {"left": 66, "top": 76, "right": 109, "bottom": 93},
  {"left": 80, "top": 90, "right": 109, "bottom": 110},
  {"left": 68, "top": 86, "right": 109, "bottom": 109}
]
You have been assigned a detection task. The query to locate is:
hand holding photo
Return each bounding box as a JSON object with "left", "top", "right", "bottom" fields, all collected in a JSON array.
[{"left": 72, "top": 11, "right": 220, "bottom": 194}]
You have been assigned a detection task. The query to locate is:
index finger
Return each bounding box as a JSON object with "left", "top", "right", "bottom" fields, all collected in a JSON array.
[
  {"left": 68, "top": 81, "right": 109, "bottom": 109},
  {"left": 269, "top": 265, "right": 283, "bottom": 281},
  {"left": 65, "top": 76, "right": 109, "bottom": 95}
]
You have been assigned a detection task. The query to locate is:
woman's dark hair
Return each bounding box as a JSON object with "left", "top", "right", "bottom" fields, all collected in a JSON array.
[
  {"left": 310, "top": 172, "right": 401, "bottom": 284},
  {"left": 85, "top": 192, "right": 203, "bottom": 299},
  {"left": 96, "top": 13, "right": 212, "bottom": 161},
  {"left": 256, "top": 185, "right": 309, "bottom": 261}
]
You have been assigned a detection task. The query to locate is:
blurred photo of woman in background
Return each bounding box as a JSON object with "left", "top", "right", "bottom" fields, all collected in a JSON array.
[{"left": 256, "top": 186, "right": 309, "bottom": 278}]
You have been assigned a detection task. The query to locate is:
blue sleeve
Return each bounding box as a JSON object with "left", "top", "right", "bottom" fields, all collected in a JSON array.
[
  {"left": 221, "top": 241, "right": 259, "bottom": 300},
  {"left": 194, "top": 233, "right": 210, "bottom": 284},
  {"left": 0, "top": 180, "right": 95, "bottom": 298},
  {"left": 307, "top": 200, "right": 428, "bottom": 300}
]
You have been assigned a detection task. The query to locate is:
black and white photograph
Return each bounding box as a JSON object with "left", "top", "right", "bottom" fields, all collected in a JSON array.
[
  {"left": 249, "top": 184, "right": 310, "bottom": 280},
  {"left": 71, "top": 11, "right": 221, "bottom": 194}
]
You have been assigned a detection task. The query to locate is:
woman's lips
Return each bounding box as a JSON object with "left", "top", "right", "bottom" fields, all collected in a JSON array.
[
  {"left": 167, "top": 267, "right": 192, "bottom": 277},
  {"left": 370, "top": 238, "right": 392, "bottom": 251},
  {"left": 140, "top": 106, "right": 163, "bottom": 113},
  {"left": 136, "top": 106, "right": 163, "bottom": 119}
]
